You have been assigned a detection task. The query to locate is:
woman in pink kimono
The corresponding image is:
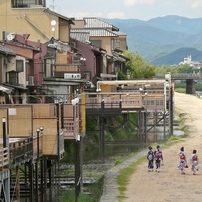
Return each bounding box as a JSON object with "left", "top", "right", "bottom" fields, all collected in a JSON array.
[
  {"left": 190, "top": 149, "right": 199, "bottom": 175},
  {"left": 178, "top": 147, "right": 187, "bottom": 174}
]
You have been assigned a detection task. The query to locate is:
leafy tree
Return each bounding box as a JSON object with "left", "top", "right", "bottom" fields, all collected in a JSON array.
[
  {"left": 155, "top": 64, "right": 200, "bottom": 74},
  {"left": 124, "top": 50, "right": 156, "bottom": 79},
  {"left": 175, "top": 64, "right": 194, "bottom": 73}
]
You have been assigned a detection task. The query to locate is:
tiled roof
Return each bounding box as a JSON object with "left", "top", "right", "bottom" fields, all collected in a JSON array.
[
  {"left": 71, "top": 28, "right": 118, "bottom": 37},
  {"left": 83, "top": 18, "right": 119, "bottom": 31},
  {"left": 114, "top": 31, "right": 127, "bottom": 36},
  {"left": 70, "top": 31, "right": 90, "bottom": 42},
  {"left": 44, "top": 9, "right": 74, "bottom": 24},
  {"left": 0, "top": 45, "right": 16, "bottom": 55}
]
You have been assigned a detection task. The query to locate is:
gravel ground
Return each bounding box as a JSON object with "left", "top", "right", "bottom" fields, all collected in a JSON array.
[{"left": 100, "top": 92, "right": 202, "bottom": 202}]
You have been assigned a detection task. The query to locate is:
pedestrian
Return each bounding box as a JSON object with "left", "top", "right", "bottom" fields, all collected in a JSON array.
[
  {"left": 154, "top": 145, "right": 163, "bottom": 173},
  {"left": 147, "top": 146, "right": 154, "bottom": 172},
  {"left": 190, "top": 149, "right": 199, "bottom": 175},
  {"left": 178, "top": 146, "right": 187, "bottom": 174}
]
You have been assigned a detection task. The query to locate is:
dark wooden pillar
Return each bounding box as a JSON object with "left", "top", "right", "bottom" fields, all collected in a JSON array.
[{"left": 186, "top": 79, "right": 195, "bottom": 94}]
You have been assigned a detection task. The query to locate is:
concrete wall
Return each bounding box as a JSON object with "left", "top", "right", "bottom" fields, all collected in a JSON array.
[{"left": 0, "top": 0, "right": 70, "bottom": 43}]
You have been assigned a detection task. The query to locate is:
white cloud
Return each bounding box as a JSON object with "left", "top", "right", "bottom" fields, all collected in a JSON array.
[
  {"left": 107, "top": 12, "right": 125, "bottom": 19},
  {"left": 191, "top": 1, "right": 202, "bottom": 8},
  {"left": 124, "top": 0, "right": 156, "bottom": 7}
]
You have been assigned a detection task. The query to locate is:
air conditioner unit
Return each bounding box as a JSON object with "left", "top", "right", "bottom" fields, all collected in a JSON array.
[
  {"left": 28, "top": 76, "right": 34, "bottom": 86},
  {"left": 64, "top": 73, "right": 81, "bottom": 79}
]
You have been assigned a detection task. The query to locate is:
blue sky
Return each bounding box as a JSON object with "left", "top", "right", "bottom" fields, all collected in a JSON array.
[{"left": 46, "top": 0, "right": 202, "bottom": 20}]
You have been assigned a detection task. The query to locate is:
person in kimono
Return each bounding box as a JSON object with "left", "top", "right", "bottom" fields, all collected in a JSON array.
[
  {"left": 147, "top": 146, "right": 154, "bottom": 172},
  {"left": 178, "top": 146, "right": 187, "bottom": 174},
  {"left": 190, "top": 149, "right": 199, "bottom": 175},
  {"left": 154, "top": 145, "right": 163, "bottom": 172}
]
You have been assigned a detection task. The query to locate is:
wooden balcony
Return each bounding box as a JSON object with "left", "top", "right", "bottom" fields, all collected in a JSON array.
[
  {"left": 54, "top": 64, "right": 80, "bottom": 72},
  {"left": 0, "top": 104, "right": 65, "bottom": 159},
  {"left": 54, "top": 64, "right": 81, "bottom": 78},
  {"left": 62, "top": 103, "right": 80, "bottom": 140},
  {"left": 63, "top": 118, "right": 79, "bottom": 140},
  {"left": 85, "top": 92, "right": 165, "bottom": 113}
]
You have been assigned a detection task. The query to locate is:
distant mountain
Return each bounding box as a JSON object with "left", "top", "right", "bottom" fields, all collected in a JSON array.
[
  {"left": 104, "top": 15, "right": 202, "bottom": 65},
  {"left": 151, "top": 47, "right": 202, "bottom": 65}
]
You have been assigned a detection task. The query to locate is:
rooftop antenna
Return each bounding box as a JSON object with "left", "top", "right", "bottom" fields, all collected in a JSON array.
[{"left": 50, "top": 0, "right": 55, "bottom": 11}]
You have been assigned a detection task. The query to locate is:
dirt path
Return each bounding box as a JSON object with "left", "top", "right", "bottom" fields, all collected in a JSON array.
[{"left": 123, "top": 92, "right": 202, "bottom": 202}]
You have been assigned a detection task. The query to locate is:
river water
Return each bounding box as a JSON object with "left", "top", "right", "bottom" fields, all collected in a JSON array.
[
  {"left": 83, "top": 114, "right": 183, "bottom": 163},
  {"left": 57, "top": 114, "right": 184, "bottom": 201}
]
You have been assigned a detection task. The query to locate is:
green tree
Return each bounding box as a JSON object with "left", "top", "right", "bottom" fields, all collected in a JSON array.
[
  {"left": 176, "top": 64, "right": 197, "bottom": 73},
  {"left": 124, "top": 50, "right": 155, "bottom": 79}
]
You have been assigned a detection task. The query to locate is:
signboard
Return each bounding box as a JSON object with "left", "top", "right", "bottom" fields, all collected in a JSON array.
[{"left": 64, "top": 73, "right": 81, "bottom": 79}]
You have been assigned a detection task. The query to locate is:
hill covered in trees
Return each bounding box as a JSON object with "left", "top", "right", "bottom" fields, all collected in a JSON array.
[{"left": 105, "top": 15, "right": 202, "bottom": 65}]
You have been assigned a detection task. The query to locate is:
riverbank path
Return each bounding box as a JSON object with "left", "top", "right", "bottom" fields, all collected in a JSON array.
[{"left": 100, "top": 92, "right": 202, "bottom": 202}]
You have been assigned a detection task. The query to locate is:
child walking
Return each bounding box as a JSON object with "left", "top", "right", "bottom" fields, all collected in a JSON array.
[
  {"left": 154, "top": 145, "right": 163, "bottom": 172},
  {"left": 190, "top": 149, "right": 199, "bottom": 175},
  {"left": 147, "top": 146, "right": 154, "bottom": 172},
  {"left": 178, "top": 146, "right": 187, "bottom": 174}
]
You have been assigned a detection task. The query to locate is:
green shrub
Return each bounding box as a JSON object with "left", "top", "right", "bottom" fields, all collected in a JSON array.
[
  {"left": 114, "top": 159, "right": 123, "bottom": 165},
  {"left": 175, "top": 88, "right": 186, "bottom": 93}
]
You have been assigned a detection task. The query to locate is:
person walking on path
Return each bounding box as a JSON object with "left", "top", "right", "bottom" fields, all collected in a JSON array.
[
  {"left": 147, "top": 146, "right": 154, "bottom": 172},
  {"left": 154, "top": 145, "right": 163, "bottom": 172},
  {"left": 178, "top": 146, "right": 187, "bottom": 174},
  {"left": 190, "top": 149, "right": 199, "bottom": 175},
  {"left": 122, "top": 93, "right": 202, "bottom": 202}
]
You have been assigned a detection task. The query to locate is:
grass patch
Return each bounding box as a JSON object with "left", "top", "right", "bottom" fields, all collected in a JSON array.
[
  {"left": 56, "top": 176, "right": 104, "bottom": 202},
  {"left": 175, "top": 88, "right": 186, "bottom": 93},
  {"left": 57, "top": 190, "right": 91, "bottom": 202},
  {"left": 109, "top": 153, "right": 137, "bottom": 166},
  {"left": 116, "top": 157, "right": 146, "bottom": 201}
]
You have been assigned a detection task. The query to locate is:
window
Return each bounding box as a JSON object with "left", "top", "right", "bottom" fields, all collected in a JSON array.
[
  {"left": 84, "top": 71, "right": 91, "bottom": 80},
  {"left": 115, "top": 41, "right": 120, "bottom": 48},
  {"left": 111, "top": 38, "right": 114, "bottom": 50},
  {"left": 16, "top": 60, "right": 24, "bottom": 72},
  {"left": 6, "top": 71, "right": 18, "bottom": 85},
  {"left": 91, "top": 40, "right": 101, "bottom": 47},
  {"left": 11, "top": 0, "right": 45, "bottom": 8}
]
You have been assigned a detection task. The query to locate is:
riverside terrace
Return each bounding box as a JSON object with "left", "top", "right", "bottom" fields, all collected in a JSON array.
[
  {"left": 85, "top": 78, "right": 174, "bottom": 158},
  {"left": 0, "top": 78, "right": 173, "bottom": 201}
]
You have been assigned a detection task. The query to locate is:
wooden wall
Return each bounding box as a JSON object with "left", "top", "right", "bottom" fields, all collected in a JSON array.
[{"left": 0, "top": 104, "right": 61, "bottom": 156}]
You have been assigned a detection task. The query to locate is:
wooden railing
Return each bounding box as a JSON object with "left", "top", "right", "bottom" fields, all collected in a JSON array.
[
  {"left": 85, "top": 92, "right": 165, "bottom": 111},
  {"left": 63, "top": 117, "right": 79, "bottom": 140},
  {"left": 0, "top": 147, "right": 9, "bottom": 169},
  {"left": 55, "top": 64, "right": 80, "bottom": 72},
  {"left": 9, "top": 137, "right": 33, "bottom": 167}
]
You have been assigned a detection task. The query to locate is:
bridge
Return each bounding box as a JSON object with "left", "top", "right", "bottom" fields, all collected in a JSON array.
[{"left": 156, "top": 73, "right": 202, "bottom": 94}]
